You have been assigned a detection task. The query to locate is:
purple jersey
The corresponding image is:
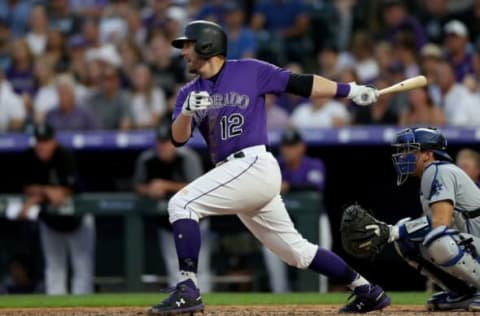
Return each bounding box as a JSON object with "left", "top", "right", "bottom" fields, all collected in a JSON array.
[
  {"left": 173, "top": 59, "right": 290, "bottom": 164},
  {"left": 278, "top": 156, "right": 326, "bottom": 192}
]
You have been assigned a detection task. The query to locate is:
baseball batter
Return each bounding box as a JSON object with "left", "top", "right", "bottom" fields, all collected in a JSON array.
[
  {"left": 148, "top": 20, "right": 390, "bottom": 315},
  {"left": 342, "top": 127, "right": 480, "bottom": 311}
]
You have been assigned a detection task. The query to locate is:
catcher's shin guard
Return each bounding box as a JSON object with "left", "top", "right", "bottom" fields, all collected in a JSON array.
[
  {"left": 424, "top": 226, "right": 480, "bottom": 289},
  {"left": 394, "top": 239, "right": 476, "bottom": 294}
]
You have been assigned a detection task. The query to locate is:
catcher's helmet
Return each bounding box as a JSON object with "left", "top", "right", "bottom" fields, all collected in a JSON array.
[
  {"left": 391, "top": 127, "right": 452, "bottom": 185},
  {"left": 172, "top": 20, "right": 227, "bottom": 58}
]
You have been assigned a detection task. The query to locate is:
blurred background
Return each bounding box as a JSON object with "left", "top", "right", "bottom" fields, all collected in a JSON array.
[{"left": 0, "top": 0, "right": 480, "bottom": 295}]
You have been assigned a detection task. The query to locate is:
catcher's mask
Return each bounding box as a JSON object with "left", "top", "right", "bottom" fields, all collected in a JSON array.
[{"left": 391, "top": 127, "right": 452, "bottom": 185}]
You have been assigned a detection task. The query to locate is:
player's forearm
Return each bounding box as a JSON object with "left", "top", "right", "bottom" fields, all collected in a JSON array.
[
  {"left": 310, "top": 75, "right": 340, "bottom": 98},
  {"left": 172, "top": 115, "right": 193, "bottom": 144}
]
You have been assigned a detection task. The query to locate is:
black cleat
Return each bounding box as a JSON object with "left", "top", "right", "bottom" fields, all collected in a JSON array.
[
  {"left": 339, "top": 284, "right": 391, "bottom": 313},
  {"left": 148, "top": 279, "right": 204, "bottom": 315}
]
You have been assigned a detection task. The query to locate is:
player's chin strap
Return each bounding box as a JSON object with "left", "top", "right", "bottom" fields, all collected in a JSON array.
[{"left": 423, "top": 226, "right": 480, "bottom": 288}]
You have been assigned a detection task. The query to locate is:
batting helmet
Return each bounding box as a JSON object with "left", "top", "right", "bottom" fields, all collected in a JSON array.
[
  {"left": 391, "top": 127, "right": 453, "bottom": 185},
  {"left": 172, "top": 20, "right": 227, "bottom": 58}
]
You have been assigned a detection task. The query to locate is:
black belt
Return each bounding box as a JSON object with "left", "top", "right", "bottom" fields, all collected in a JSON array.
[
  {"left": 219, "top": 151, "right": 246, "bottom": 165},
  {"left": 463, "top": 208, "right": 480, "bottom": 219}
]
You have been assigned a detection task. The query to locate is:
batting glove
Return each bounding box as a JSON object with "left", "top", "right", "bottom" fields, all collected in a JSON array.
[
  {"left": 348, "top": 83, "right": 379, "bottom": 106},
  {"left": 181, "top": 91, "right": 212, "bottom": 116}
]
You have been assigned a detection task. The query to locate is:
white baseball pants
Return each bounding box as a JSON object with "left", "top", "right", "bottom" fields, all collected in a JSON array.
[
  {"left": 39, "top": 214, "right": 95, "bottom": 295},
  {"left": 168, "top": 146, "right": 318, "bottom": 269}
]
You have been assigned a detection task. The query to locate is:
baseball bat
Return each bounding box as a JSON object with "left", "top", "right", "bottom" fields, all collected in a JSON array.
[{"left": 378, "top": 75, "right": 427, "bottom": 96}]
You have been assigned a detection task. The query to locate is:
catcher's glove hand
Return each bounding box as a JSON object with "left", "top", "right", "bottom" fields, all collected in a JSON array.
[{"left": 340, "top": 204, "right": 391, "bottom": 259}]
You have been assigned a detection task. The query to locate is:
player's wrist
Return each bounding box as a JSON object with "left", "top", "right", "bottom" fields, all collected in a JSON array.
[{"left": 335, "top": 82, "right": 351, "bottom": 98}]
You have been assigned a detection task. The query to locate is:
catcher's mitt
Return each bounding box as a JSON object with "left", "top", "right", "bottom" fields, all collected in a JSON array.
[{"left": 340, "top": 204, "right": 390, "bottom": 259}]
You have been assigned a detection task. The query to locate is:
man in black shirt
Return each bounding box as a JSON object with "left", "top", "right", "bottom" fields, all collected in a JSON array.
[
  {"left": 133, "top": 122, "right": 212, "bottom": 291},
  {"left": 19, "top": 124, "right": 94, "bottom": 295}
]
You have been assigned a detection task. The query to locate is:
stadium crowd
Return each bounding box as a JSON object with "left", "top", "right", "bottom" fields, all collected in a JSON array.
[{"left": 0, "top": 0, "right": 480, "bottom": 133}]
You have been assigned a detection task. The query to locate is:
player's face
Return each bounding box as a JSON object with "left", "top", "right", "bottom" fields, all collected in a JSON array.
[
  {"left": 181, "top": 41, "right": 203, "bottom": 74},
  {"left": 281, "top": 143, "right": 305, "bottom": 164},
  {"left": 414, "top": 151, "right": 434, "bottom": 176},
  {"left": 157, "top": 140, "right": 176, "bottom": 162},
  {"left": 34, "top": 139, "right": 57, "bottom": 162}
]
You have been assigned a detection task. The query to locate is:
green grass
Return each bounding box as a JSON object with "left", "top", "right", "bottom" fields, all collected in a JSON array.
[{"left": 0, "top": 292, "right": 431, "bottom": 308}]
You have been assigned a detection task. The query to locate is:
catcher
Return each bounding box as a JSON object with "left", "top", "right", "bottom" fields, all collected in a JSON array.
[{"left": 341, "top": 127, "right": 480, "bottom": 311}]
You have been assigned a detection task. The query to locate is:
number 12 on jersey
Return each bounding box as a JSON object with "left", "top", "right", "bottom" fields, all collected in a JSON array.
[{"left": 220, "top": 113, "right": 244, "bottom": 140}]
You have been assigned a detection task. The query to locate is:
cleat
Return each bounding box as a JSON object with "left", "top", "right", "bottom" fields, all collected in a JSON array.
[
  {"left": 468, "top": 293, "right": 480, "bottom": 312},
  {"left": 426, "top": 290, "right": 477, "bottom": 311},
  {"left": 339, "top": 284, "right": 391, "bottom": 313},
  {"left": 148, "top": 279, "right": 204, "bottom": 315}
]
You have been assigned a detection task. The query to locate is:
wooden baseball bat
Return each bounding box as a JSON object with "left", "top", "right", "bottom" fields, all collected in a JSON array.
[{"left": 378, "top": 75, "right": 427, "bottom": 96}]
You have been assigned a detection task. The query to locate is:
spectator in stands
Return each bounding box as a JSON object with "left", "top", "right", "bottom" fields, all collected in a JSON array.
[
  {"left": 251, "top": 0, "right": 310, "bottom": 66},
  {"left": 142, "top": 0, "right": 171, "bottom": 38},
  {"left": 224, "top": 1, "right": 257, "bottom": 60},
  {"left": 5, "top": 38, "right": 36, "bottom": 96},
  {"left": 133, "top": 122, "right": 212, "bottom": 292},
  {"left": 418, "top": 0, "right": 455, "bottom": 44},
  {"left": 68, "top": 0, "right": 109, "bottom": 19},
  {"left": 0, "top": 69, "right": 25, "bottom": 132},
  {"left": 456, "top": 148, "right": 480, "bottom": 187},
  {"left": 18, "top": 124, "right": 95, "bottom": 295},
  {"left": 265, "top": 94, "right": 289, "bottom": 131},
  {"left": 33, "top": 58, "right": 57, "bottom": 122},
  {"left": 44, "top": 29, "right": 69, "bottom": 73},
  {"left": 118, "top": 40, "right": 143, "bottom": 83},
  {"left": 25, "top": 5, "right": 49, "bottom": 57},
  {"left": 419, "top": 43, "right": 443, "bottom": 84},
  {"left": 195, "top": 0, "right": 225, "bottom": 24},
  {"left": 85, "top": 65, "right": 132, "bottom": 130},
  {"left": 125, "top": 7, "right": 147, "bottom": 46},
  {"left": 81, "top": 18, "right": 102, "bottom": 50},
  {"left": 394, "top": 32, "right": 421, "bottom": 78},
  {"left": 380, "top": 0, "right": 427, "bottom": 51},
  {"left": 0, "top": 18, "right": 11, "bottom": 71},
  {"left": 45, "top": 74, "right": 97, "bottom": 131},
  {"left": 130, "top": 63, "right": 167, "bottom": 129},
  {"left": 269, "top": 128, "right": 331, "bottom": 292},
  {"left": 434, "top": 59, "right": 477, "bottom": 125},
  {"left": 398, "top": 87, "right": 445, "bottom": 126},
  {"left": 444, "top": 20, "right": 475, "bottom": 82},
  {"left": 317, "top": 45, "right": 343, "bottom": 80},
  {"left": 354, "top": 77, "right": 398, "bottom": 125},
  {"left": 67, "top": 35, "right": 89, "bottom": 86},
  {"left": 47, "top": 0, "right": 81, "bottom": 35},
  {"left": 459, "top": 0, "right": 480, "bottom": 45},
  {"left": 147, "top": 31, "right": 186, "bottom": 98},
  {"left": 350, "top": 32, "right": 379, "bottom": 83},
  {"left": 290, "top": 97, "right": 349, "bottom": 128},
  {"left": 374, "top": 41, "right": 394, "bottom": 79},
  {"left": 0, "top": 254, "right": 41, "bottom": 294},
  {"left": 0, "top": 0, "right": 32, "bottom": 38}
]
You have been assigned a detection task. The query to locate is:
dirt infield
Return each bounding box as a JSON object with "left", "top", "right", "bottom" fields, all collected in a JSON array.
[{"left": 0, "top": 305, "right": 479, "bottom": 316}]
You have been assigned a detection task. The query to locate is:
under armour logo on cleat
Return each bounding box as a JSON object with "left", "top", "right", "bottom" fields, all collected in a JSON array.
[{"left": 176, "top": 298, "right": 186, "bottom": 307}]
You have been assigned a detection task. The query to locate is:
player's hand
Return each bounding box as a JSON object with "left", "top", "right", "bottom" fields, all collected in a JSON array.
[
  {"left": 181, "top": 91, "right": 212, "bottom": 116},
  {"left": 148, "top": 180, "right": 168, "bottom": 198},
  {"left": 347, "top": 83, "right": 379, "bottom": 106}
]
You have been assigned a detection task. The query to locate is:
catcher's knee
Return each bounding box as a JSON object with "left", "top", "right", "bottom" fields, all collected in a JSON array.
[
  {"left": 424, "top": 226, "right": 480, "bottom": 288},
  {"left": 168, "top": 193, "right": 200, "bottom": 223}
]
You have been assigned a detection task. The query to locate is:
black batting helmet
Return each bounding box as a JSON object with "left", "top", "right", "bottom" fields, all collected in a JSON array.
[{"left": 172, "top": 20, "right": 227, "bottom": 58}]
